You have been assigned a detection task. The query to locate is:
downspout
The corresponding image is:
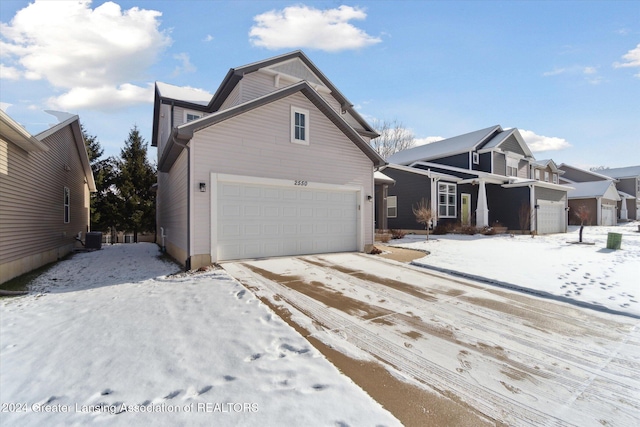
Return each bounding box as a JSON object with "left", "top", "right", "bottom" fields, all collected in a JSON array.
[{"left": 529, "top": 185, "right": 536, "bottom": 233}]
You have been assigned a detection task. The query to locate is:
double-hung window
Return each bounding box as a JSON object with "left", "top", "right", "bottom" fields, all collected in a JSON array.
[
  {"left": 438, "top": 183, "right": 456, "bottom": 218},
  {"left": 185, "top": 112, "right": 201, "bottom": 123},
  {"left": 387, "top": 196, "right": 397, "bottom": 218},
  {"left": 64, "top": 187, "right": 70, "bottom": 223},
  {"left": 534, "top": 169, "right": 541, "bottom": 180},
  {"left": 506, "top": 157, "right": 519, "bottom": 177},
  {"left": 291, "top": 106, "right": 309, "bottom": 145},
  {"left": 545, "top": 171, "right": 550, "bottom": 182}
]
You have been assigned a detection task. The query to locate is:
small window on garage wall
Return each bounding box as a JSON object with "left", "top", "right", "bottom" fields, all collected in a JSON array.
[
  {"left": 387, "top": 196, "right": 397, "bottom": 218},
  {"left": 291, "top": 106, "right": 309, "bottom": 145},
  {"left": 64, "top": 187, "right": 70, "bottom": 223}
]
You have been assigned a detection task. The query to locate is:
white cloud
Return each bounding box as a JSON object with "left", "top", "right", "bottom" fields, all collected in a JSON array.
[
  {"left": 519, "top": 129, "right": 571, "bottom": 152},
  {"left": 172, "top": 53, "right": 196, "bottom": 76},
  {"left": 414, "top": 136, "right": 444, "bottom": 146},
  {"left": 48, "top": 83, "right": 154, "bottom": 111},
  {"left": 0, "top": 0, "right": 170, "bottom": 110},
  {"left": 0, "top": 63, "right": 21, "bottom": 80},
  {"left": 203, "top": 34, "right": 214, "bottom": 42},
  {"left": 543, "top": 65, "right": 603, "bottom": 84},
  {"left": 249, "top": 5, "right": 381, "bottom": 52},
  {"left": 614, "top": 44, "right": 640, "bottom": 78}
]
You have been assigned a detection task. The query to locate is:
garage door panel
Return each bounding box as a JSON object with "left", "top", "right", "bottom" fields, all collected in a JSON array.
[
  {"left": 537, "top": 201, "right": 564, "bottom": 234},
  {"left": 217, "top": 180, "right": 358, "bottom": 261}
]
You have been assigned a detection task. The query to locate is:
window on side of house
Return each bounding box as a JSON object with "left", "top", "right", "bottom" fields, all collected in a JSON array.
[
  {"left": 545, "top": 171, "right": 550, "bottom": 182},
  {"left": 185, "top": 112, "right": 202, "bottom": 123},
  {"left": 552, "top": 173, "right": 558, "bottom": 184},
  {"left": 534, "top": 169, "right": 541, "bottom": 180},
  {"left": 506, "top": 157, "right": 519, "bottom": 177},
  {"left": 472, "top": 152, "right": 479, "bottom": 165},
  {"left": 438, "top": 183, "right": 456, "bottom": 218},
  {"left": 387, "top": 195, "right": 397, "bottom": 218},
  {"left": 291, "top": 106, "right": 309, "bottom": 145},
  {"left": 64, "top": 187, "right": 70, "bottom": 223}
]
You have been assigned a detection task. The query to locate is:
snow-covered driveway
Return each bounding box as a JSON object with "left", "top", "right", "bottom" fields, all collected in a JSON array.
[
  {"left": 0, "top": 244, "right": 400, "bottom": 427},
  {"left": 224, "top": 253, "right": 640, "bottom": 427}
]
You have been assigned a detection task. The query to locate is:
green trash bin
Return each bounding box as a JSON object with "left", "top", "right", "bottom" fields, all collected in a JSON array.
[{"left": 606, "top": 232, "right": 622, "bottom": 250}]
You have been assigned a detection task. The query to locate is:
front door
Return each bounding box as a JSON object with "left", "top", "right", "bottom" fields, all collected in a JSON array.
[{"left": 461, "top": 193, "right": 471, "bottom": 225}]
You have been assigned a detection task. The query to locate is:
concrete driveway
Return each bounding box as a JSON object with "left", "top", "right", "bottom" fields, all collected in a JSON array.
[{"left": 223, "top": 253, "right": 640, "bottom": 427}]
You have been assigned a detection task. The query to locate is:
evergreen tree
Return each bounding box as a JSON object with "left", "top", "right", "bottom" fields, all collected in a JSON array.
[
  {"left": 82, "top": 125, "right": 118, "bottom": 234},
  {"left": 115, "top": 126, "right": 156, "bottom": 242}
]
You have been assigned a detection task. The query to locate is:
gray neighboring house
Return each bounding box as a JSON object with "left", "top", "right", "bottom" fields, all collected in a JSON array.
[
  {"left": 565, "top": 181, "right": 621, "bottom": 226},
  {"left": 598, "top": 166, "right": 640, "bottom": 221},
  {"left": 381, "top": 125, "right": 570, "bottom": 234},
  {"left": 0, "top": 110, "right": 96, "bottom": 284},
  {"left": 152, "top": 51, "right": 384, "bottom": 269},
  {"left": 559, "top": 164, "right": 638, "bottom": 222}
]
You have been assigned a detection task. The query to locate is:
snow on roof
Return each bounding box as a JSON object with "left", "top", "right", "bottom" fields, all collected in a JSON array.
[
  {"left": 568, "top": 181, "right": 620, "bottom": 200},
  {"left": 558, "top": 163, "right": 617, "bottom": 181},
  {"left": 156, "top": 81, "right": 212, "bottom": 106},
  {"left": 387, "top": 125, "right": 500, "bottom": 165},
  {"left": 374, "top": 171, "right": 395, "bottom": 184},
  {"left": 598, "top": 165, "right": 640, "bottom": 179}
]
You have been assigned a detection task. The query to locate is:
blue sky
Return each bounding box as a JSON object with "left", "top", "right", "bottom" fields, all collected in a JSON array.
[{"left": 1, "top": 1, "right": 638, "bottom": 168}]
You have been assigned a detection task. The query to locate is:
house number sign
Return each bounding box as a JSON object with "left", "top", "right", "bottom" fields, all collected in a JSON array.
[{"left": 294, "top": 180, "right": 308, "bottom": 186}]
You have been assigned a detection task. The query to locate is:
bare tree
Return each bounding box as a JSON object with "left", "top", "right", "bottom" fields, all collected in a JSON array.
[
  {"left": 518, "top": 202, "right": 533, "bottom": 235},
  {"left": 370, "top": 119, "right": 415, "bottom": 159},
  {"left": 412, "top": 198, "right": 433, "bottom": 241},
  {"left": 574, "top": 205, "right": 590, "bottom": 243}
]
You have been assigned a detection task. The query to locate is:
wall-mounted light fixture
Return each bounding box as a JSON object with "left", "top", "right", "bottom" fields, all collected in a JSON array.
[
  {"left": 534, "top": 204, "right": 540, "bottom": 209},
  {"left": 367, "top": 195, "right": 373, "bottom": 201},
  {"left": 199, "top": 182, "right": 206, "bottom": 192}
]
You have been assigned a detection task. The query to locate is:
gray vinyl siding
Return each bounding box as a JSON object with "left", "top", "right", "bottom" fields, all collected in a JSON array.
[
  {"left": 518, "top": 160, "right": 529, "bottom": 179},
  {"left": 478, "top": 152, "right": 492, "bottom": 173},
  {"left": 157, "top": 149, "right": 188, "bottom": 262},
  {"left": 500, "top": 134, "right": 526, "bottom": 156},
  {"left": 536, "top": 187, "right": 567, "bottom": 203},
  {"left": 560, "top": 166, "right": 608, "bottom": 183},
  {"left": 616, "top": 177, "right": 637, "bottom": 197},
  {"left": 219, "top": 82, "right": 242, "bottom": 111},
  {"left": 486, "top": 185, "right": 530, "bottom": 230},
  {"left": 157, "top": 103, "right": 172, "bottom": 156},
  {"left": 430, "top": 153, "right": 469, "bottom": 169},
  {"left": 0, "top": 124, "right": 90, "bottom": 282},
  {"left": 383, "top": 169, "right": 432, "bottom": 230},
  {"left": 271, "top": 61, "right": 323, "bottom": 86},
  {"left": 191, "top": 92, "right": 374, "bottom": 255},
  {"left": 493, "top": 152, "right": 506, "bottom": 175}
]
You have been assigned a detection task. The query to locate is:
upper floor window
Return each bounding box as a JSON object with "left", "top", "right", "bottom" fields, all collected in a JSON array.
[
  {"left": 387, "top": 196, "right": 397, "bottom": 218},
  {"left": 552, "top": 173, "right": 558, "bottom": 184},
  {"left": 506, "top": 157, "right": 519, "bottom": 177},
  {"left": 291, "top": 106, "right": 309, "bottom": 145},
  {"left": 185, "top": 112, "right": 202, "bottom": 123},
  {"left": 472, "top": 152, "right": 479, "bottom": 165},
  {"left": 545, "top": 171, "right": 550, "bottom": 182},
  {"left": 534, "top": 169, "right": 541, "bottom": 180},
  {"left": 64, "top": 187, "right": 70, "bottom": 223},
  {"left": 438, "top": 183, "right": 456, "bottom": 218}
]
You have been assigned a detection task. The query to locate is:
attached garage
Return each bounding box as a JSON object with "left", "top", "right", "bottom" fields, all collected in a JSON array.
[
  {"left": 537, "top": 200, "right": 566, "bottom": 234},
  {"left": 601, "top": 204, "right": 616, "bottom": 226},
  {"left": 213, "top": 174, "right": 360, "bottom": 261}
]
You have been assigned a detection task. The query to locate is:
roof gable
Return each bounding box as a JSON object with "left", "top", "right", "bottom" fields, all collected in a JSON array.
[
  {"left": 478, "top": 128, "right": 534, "bottom": 158},
  {"left": 158, "top": 81, "right": 384, "bottom": 173},
  {"left": 568, "top": 181, "right": 621, "bottom": 200},
  {"left": 0, "top": 110, "right": 49, "bottom": 152}
]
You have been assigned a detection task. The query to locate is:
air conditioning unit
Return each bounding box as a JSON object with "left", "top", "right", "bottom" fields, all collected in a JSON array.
[{"left": 85, "top": 232, "right": 103, "bottom": 250}]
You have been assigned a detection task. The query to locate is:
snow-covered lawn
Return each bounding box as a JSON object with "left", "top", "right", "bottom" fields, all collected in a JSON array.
[
  {"left": 392, "top": 221, "right": 640, "bottom": 317},
  {"left": 0, "top": 243, "right": 400, "bottom": 426}
]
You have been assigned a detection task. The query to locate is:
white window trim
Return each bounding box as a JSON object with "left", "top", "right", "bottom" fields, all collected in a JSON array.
[
  {"left": 64, "top": 187, "right": 70, "bottom": 223},
  {"left": 184, "top": 111, "right": 202, "bottom": 123},
  {"left": 387, "top": 195, "right": 397, "bottom": 218},
  {"left": 545, "top": 171, "right": 550, "bottom": 182},
  {"left": 291, "top": 106, "right": 309, "bottom": 145},
  {"left": 438, "top": 183, "right": 457, "bottom": 218},
  {"left": 472, "top": 152, "right": 479, "bottom": 165}
]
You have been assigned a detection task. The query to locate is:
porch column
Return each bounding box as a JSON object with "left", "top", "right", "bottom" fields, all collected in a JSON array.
[
  {"left": 476, "top": 179, "right": 489, "bottom": 227},
  {"left": 596, "top": 197, "right": 602, "bottom": 225},
  {"left": 620, "top": 198, "right": 628, "bottom": 220}
]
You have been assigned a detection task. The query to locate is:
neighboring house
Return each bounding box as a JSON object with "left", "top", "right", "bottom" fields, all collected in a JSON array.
[
  {"left": 152, "top": 51, "right": 384, "bottom": 269},
  {"left": 566, "top": 181, "right": 620, "bottom": 226},
  {"left": 383, "top": 125, "right": 570, "bottom": 234},
  {"left": 598, "top": 166, "right": 640, "bottom": 221},
  {"left": 0, "top": 110, "right": 96, "bottom": 284},
  {"left": 558, "top": 163, "right": 638, "bottom": 221}
]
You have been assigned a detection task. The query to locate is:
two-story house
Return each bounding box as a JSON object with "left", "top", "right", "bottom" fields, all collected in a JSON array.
[
  {"left": 151, "top": 51, "right": 384, "bottom": 269},
  {"left": 558, "top": 164, "right": 622, "bottom": 226},
  {"left": 379, "top": 125, "right": 570, "bottom": 234},
  {"left": 599, "top": 166, "right": 640, "bottom": 221}
]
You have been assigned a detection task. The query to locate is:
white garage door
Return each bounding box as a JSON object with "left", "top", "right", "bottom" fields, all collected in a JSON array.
[
  {"left": 601, "top": 205, "right": 615, "bottom": 226},
  {"left": 537, "top": 200, "right": 565, "bottom": 234},
  {"left": 216, "top": 180, "right": 358, "bottom": 261}
]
